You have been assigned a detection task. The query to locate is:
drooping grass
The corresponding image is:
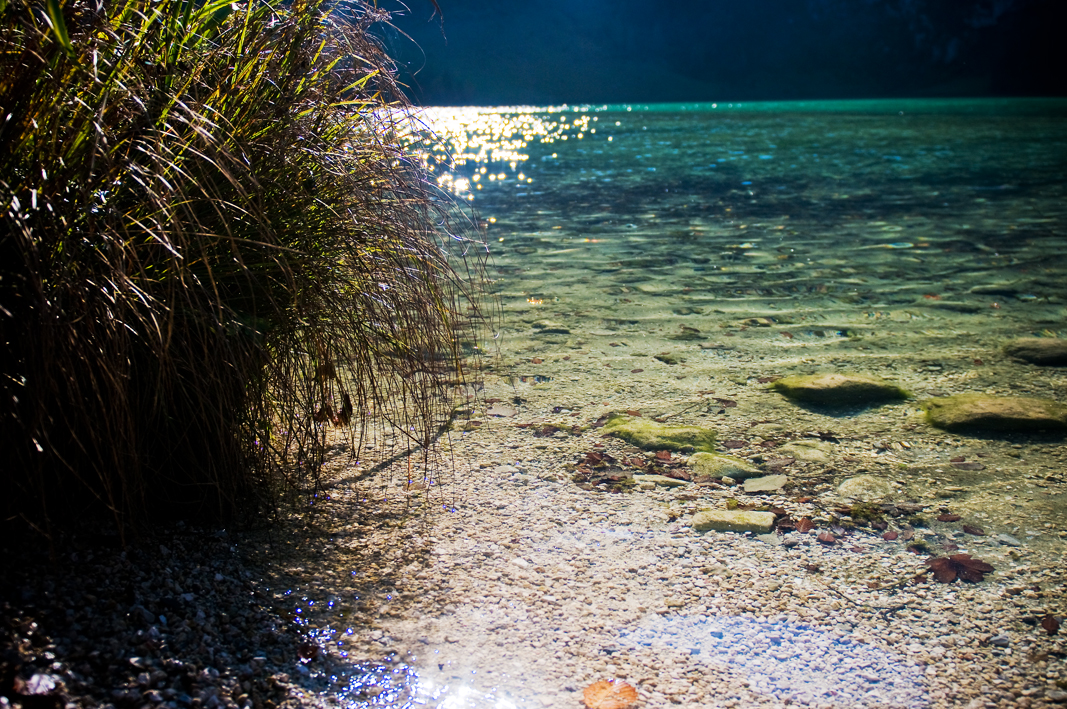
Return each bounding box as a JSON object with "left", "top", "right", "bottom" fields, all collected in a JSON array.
[{"left": 0, "top": 0, "right": 488, "bottom": 538}]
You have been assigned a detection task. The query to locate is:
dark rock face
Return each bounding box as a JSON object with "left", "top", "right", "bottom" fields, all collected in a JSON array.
[{"left": 1004, "top": 338, "right": 1067, "bottom": 366}]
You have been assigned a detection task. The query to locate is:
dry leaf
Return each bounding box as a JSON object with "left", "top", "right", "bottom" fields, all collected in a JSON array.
[
  {"left": 531, "top": 357, "right": 543, "bottom": 364},
  {"left": 817, "top": 531, "right": 836, "bottom": 545},
  {"left": 1041, "top": 615, "right": 1060, "bottom": 636},
  {"left": 583, "top": 680, "right": 638, "bottom": 709},
  {"left": 882, "top": 531, "right": 899, "bottom": 541},
  {"left": 795, "top": 517, "right": 815, "bottom": 533},
  {"left": 937, "top": 513, "right": 961, "bottom": 522},
  {"left": 926, "top": 554, "right": 995, "bottom": 583},
  {"left": 962, "top": 524, "right": 986, "bottom": 536},
  {"left": 298, "top": 642, "right": 320, "bottom": 661}
]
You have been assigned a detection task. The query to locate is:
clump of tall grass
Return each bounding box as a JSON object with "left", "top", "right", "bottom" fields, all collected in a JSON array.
[{"left": 0, "top": 0, "right": 487, "bottom": 538}]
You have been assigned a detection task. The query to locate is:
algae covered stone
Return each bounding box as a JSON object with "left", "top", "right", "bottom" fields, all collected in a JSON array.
[
  {"left": 837, "top": 475, "right": 893, "bottom": 502},
  {"left": 923, "top": 393, "right": 1067, "bottom": 433},
  {"left": 602, "top": 414, "right": 716, "bottom": 452},
  {"left": 1003, "top": 338, "right": 1067, "bottom": 366},
  {"left": 692, "top": 510, "right": 776, "bottom": 534},
  {"left": 769, "top": 373, "right": 910, "bottom": 406},
  {"left": 689, "top": 452, "right": 762, "bottom": 481},
  {"left": 777, "top": 440, "right": 833, "bottom": 463},
  {"left": 743, "top": 474, "right": 789, "bottom": 493}
]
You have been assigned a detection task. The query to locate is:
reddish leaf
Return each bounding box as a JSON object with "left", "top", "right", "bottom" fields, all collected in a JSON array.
[
  {"left": 926, "top": 558, "right": 958, "bottom": 583},
  {"left": 655, "top": 450, "right": 672, "bottom": 462},
  {"left": 882, "top": 531, "right": 899, "bottom": 541},
  {"left": 817, "top": 531, "right": 836, "bottom": 545},
  {"left": 1041, "top": 615, "right": 1060, "bottom": 636},
  {"left": 795, "top": 517, "right": 815, "bottom": 533},
  {"left": 951, "top": 554, "right": 994, "bottom": 573},
  {"left": 937, "top": 513, "right": 961, "bottom": 522},
  {"left": 769, "top": 507, "right": 786, "bottom": 516},
  {"left": 722, "top": 439, "right": 746, "bottom": 449},
  {"left": 626, "top": 409, "right": 641, "bottom": 417},
  {"left": 781, "top": 331, "right": 794, "bottom": 339},
  {"left": 583, "top": 680, "right": 638, "bottom": 709},
  {"left": 630, "top": 368, "right": 644, "bottom": 373},
  {"left": 962, "top": 524, "right": 986, "bottom": 536},
  {"left": 713, "top": 398, "right": 738, "bottom": 408},
  {"left": 973, "top": 358, "right": 984, "bottom": 366},
  {"left": 796, "top": 496, "right": 814, "bottom": 503},
  {"left": 531, "top": 357, "right": 543, "bottom": 364},
  {"left": 949, "top": 456, "right": 965, "bottom": 463}
]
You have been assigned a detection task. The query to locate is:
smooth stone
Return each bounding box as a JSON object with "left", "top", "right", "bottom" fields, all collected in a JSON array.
[
  {"left": 689, "top": 452, "right": 763, "bottom": 481},
  {"left": 756, "top": 533, "right": 782, "bottom": 546},
  {"left": 632, "top": 474, "right": 689, "bottom": 488},
  {"left": 1046, "top": 690, "right": 1067, "bottom": 703},
  {"left": 743, "top": 474, "right": 789, "bottom": 493},
  {"left": 923, "top": 393, "right": 1067, "bottom": 433},
  {"left": 692, "top": 510, "right": 776, "bottom": 534},
  {"left": 996, "top": 533, "right": 1024, "bottom": 547},
  {"left": 769, "top": 373, "right": 910, "bottom": 406},
  {"left": 837, "top": 475, "right": 893, "bottom": 501},
  {"left": 777, "top": 440, "right": 832, "bottom": 462},
  {"left": 602, "top": 414, "right": 716, "bottom": 452},
  {"left": 1003, "top": 338, "right": 1067, "bottom": 366}
]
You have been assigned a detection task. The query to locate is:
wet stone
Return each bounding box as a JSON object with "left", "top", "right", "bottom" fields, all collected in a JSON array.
[
  {"left": 692, "top": 510, "right": 777, "bottom": 534},
  {"left": 777, "top": 440, "right": 833, "bottom": 463},
  {"left": 769, "top": 372, "right": 910, "bottom": 406},
  {"left": 1003, "top": 337, "right": 1067, "bottom": 366},
  {"left": 601, "top": 413, "right": 716, "bottom": 452},
  {"left": 633, "top": 474, "right": 689, "bottom": 488},
  {"left": 689, "top": 452, "right": 762, "bottom": 481},
  {"left": 923, "top": 393, "right": 1067, "bottom": 433},
  {"left": 743, "top": 474, "right": 789, "bottom": 493},
  {"left": 837, "top": 475, "right": 893, "bottom": 502}
]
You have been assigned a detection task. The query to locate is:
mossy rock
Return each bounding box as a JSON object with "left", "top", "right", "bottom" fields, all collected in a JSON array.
[
  {"left": 689, "top": 452, "right": 762, "bottom": 481},
  {"left": 602, "top": 414, "right": 716, "bottom": 452},
  {"left": 769, "top": 373, "right": 910, "bottom": 406},
  {"left": 1003, "top": 338, "right": 1067, "bottom": 366},
  {"left": 923, "top": 393, "right": 1067, "bottom": 433}
]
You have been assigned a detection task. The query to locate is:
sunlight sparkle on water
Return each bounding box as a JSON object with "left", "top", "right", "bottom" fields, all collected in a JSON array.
[{"left": 403, "top": 107, "right": 592, "bottom": 199}]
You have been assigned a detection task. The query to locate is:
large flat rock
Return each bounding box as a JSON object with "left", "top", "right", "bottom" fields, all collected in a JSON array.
[
  {"left": 923, "top": 393, "right": 1067, "bottom": 433},
  {"left": 837, "top": 475, "right": 893, "bottom": 501},
  {"left": 769, "top": 372, "right": 910, "bottom": 406},
  {"left": 692, "top": 510, "right": 776, "bottom": 534},
  {"left": 1003, "top": 338, "right": 1067, "bottom": 366},
  {"left": 602, "top": 414, "right": 716, "bottom": 452}
]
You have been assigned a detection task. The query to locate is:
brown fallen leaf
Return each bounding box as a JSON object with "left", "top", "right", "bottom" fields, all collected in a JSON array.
[
  {"left": 298, "top": 642, "right": 320, "bottom": 661},
  {"left": 882, "top": 531, "right": 899, "bottom": 541},
  {"left": 583, "top": 680, "right": 638, "bottom": 709},
  {"left": 817, "top": 531, "right": 836, "bottom": 545},
  {"left": 531, "top": 357, "right": 543, "bottom": 364},
  {"left": 795, "top": 517, "right": 815, "bottom": 533},
  {"left": 937, "top": 513, "right": 962, "bottom": 522},
  {"left": 655, "top": 450, "right": 671, "bottom": 462},
  {"left": 713, "top": 398, "right": 737, "bottom": 408},
  {"left": 626, "top": 409, "right": 641, "bottom": 417},
  {"left": 1041, "top": 615, "right": 1060, "bottom": 636},
  {"left": 961, "top": 524, "right": 986, "bottom": 536},
  {"left": 722, "top": 439, "right": 746, "bottom": 449},
  {"left": 631, "top": 368, "right": 644, "bottom": 373},
  {"left": 926, "top": 554, "right": 995, "bottom": 583}
]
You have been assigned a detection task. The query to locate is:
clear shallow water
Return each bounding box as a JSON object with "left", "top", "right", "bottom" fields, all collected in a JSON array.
[{"left": 291, "top": 99, "right": 1067, "bottom": 708}]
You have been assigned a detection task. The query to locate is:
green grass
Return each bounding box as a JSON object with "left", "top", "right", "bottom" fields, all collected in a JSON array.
[{"left": 0, "top": 0, "right": 488, "bottom": 538}]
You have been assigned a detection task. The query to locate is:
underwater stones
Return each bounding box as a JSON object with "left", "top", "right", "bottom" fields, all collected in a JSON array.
[
  {"left": 632, "top": 474, "right": 689, "bottom": 488},
  {"left": 923, "top": 393, "right": 1067, "bottom": 433},
  {"left": 769, "top": 373, "right": 910, "bottom": 407},
  {"left": 743, "top": 474, "right": 789, "bottom": 493},
  {"left": 777, "top": 440, "right": 833, "bottom": 463},
  {"left": 920, "top": 300, "right": 983, "bottom": 313},
  {"left": 1003, "top": 338, "right": 1067, "bottom": 366},
  {"left": 688, "top": 452, "right": 762, "bottom": 482},
  {"left": 837, "top": 475, "right": 893, "bottom": 502},
  {"left": 692, "top": 510, "right": 776, "bottom": 534},
  {"left": 601, "top": 414, "right": 716, "bottom": 452}
]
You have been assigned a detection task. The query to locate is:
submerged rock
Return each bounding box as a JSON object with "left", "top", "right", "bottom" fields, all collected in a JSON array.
[
  {"left": 689, "top": 452, "right": 762, "bottom": 481},
  {"left": 922, "top": 393, "right": 1067, "bottom": 433},
  {"left": 837, "top": 475, "right": 893, "bottom": 502},
  {"left": 692, "top": 510, "right": 776, "bottom": 534},
  {"left": 602, "top": 414, "right": 716, "bottom": 452},
  {"left": 743, "top": 474, "right": 789, "bottom": 493},
  {"left": 632, "top": 473, "right": 689, "bottom": 488},
  {"left": 777, "top": 440, "right": 833, "bottom": 462},
  {"left": 769, "top": 373, "right": 910, "bottom": 406},
  {"left": 1003, "top": 338, "right": 1067, "bottom": 366}
]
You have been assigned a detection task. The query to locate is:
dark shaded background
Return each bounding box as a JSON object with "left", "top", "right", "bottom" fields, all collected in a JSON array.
[{"left": 379, "top": 0, "right": 1065, "bottom": 106}]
